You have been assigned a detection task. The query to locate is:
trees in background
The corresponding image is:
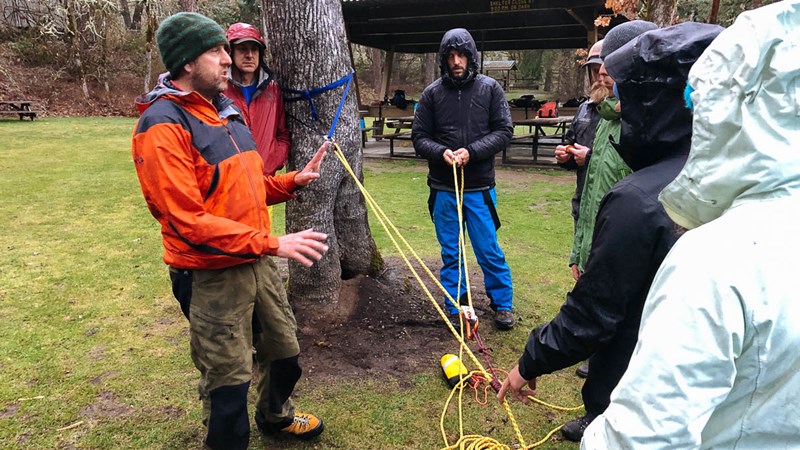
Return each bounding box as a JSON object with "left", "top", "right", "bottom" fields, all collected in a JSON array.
[
  {"left": 0, "top": 0, "right": 264, "bottom": 99},
  {"left": 0, "top": 0, "right": 779, "bottom": 105}
]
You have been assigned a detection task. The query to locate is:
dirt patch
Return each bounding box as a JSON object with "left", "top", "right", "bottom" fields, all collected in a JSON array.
[
  {"left": 292, "top": 256, "right": 502, "bottom": 383},
  {"left": 85, "top": 345, "right": 106, "bottom": 362},
  {"left": 78, "top": 390, "right": 133, "bottom": 420},
  {"left": 0, "top": 403, "right": 19, "bottom": 419}
]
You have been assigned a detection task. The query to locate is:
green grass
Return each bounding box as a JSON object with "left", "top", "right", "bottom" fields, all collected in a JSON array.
[{"left": 0, "top": 117, "right": 582, "bottom": 449}]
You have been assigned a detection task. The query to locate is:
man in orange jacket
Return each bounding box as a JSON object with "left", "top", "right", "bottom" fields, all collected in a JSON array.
[{"left": 131, "top": 12, "right": 328, "bottom": 450}]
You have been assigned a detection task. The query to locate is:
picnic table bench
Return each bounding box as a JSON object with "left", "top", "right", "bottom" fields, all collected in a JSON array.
[
  {"left": 380, "top": 116, "right": 415, "bottom": 158},
  {"left": 0, "top": 100, "right": 40, "bottom": 120},
  {"left": 505, "top": 116, "right": 573, "bottom": 164}
]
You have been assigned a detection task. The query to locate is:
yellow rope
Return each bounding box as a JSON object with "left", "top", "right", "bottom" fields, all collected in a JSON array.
[
  {"left": 331, "top": 144, "right": 485, "bottom": 372},
  {"left": 330, "top": 143, "right": 584, "bottom": 449}
]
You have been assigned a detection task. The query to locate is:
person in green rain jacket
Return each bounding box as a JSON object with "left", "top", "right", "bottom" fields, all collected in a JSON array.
[{"left": 569, "top": 96, "right": 630, "bottom": 276}]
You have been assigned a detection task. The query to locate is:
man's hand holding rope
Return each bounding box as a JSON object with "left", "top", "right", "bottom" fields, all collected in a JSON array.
[
  {"left": 497, "top": 365, "right": 537, "bottom": 405},
  {"left": 443, "top": 148, "right": 470, "bottom": 167}
]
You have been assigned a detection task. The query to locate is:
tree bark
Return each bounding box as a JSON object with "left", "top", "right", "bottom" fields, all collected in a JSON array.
[
  {"left": 646, "top": 0, "right": 677, "bottom": 26},
  {"left": 370, "top": 47, "right": 382, "bottom": 98},
  {"left": 65, "top": 0, "right": 89, "bottom": 99},
  {"left": 263, "top": 0, "right": 382, "bottom": 303},
  {"left": 119, "top": 0, "right": 132, "bottom": 29},
  {"left": 708, "top": 0, "right": 721, "bottom": 24},
  {"left": 178, "top": 0, "right": 197, "bottom": 12},
  {"left": 423, "top": 52, "right": 437, "bottom": 87},
  {"left": 143, "top": 0, "right": 155, "bottom": 92},
  {"left": 131, "top": 0, "right": 144, "bottom": 30}
]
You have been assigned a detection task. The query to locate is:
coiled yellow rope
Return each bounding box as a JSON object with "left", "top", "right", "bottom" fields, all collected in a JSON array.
[{"left": 330, "top": 143, "right": 583, "bottom": 449}]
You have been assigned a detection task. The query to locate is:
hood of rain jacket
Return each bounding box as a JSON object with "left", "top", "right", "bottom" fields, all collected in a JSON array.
[
  {"left": 604, "top": 22, "right": 723, "bottom": 172},
  {"left": 658, "top": 5, "right": 800, "bottom": 229},
  {"left": 438, "top": 28, "right": 480, "bottom": 87}
]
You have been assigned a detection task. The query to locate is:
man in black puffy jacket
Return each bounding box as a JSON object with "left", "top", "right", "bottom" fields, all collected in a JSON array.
[{"left": 412, "top": 28, "right": 515, "bottom": 330}]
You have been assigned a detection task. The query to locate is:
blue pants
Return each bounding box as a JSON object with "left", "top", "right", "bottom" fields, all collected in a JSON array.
[{"left": 431, "top": 188, "right": 513, "bottom": 315}]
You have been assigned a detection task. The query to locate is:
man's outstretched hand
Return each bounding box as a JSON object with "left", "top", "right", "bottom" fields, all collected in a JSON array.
[
  {"left": 497, "top": 365, "right": 537, "bottom": 405},
  {"left": 294, "top": 141, "right": 330, "bottom": 186},
  {"left": 277, "top": 229, "right": 329, "bottom": 266}
]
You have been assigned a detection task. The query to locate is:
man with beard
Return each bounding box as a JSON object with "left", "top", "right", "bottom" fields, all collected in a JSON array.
[
  {"left": 131, "top": 12, "right": 329, "bottom": 449},
  {"left": 554, "top": 38, "right": 608, "bottom": 380},
  {"left": 497, "top": 22, "right": 723, "bottom": 443},
  {"left": 558, "top": 21, "right": 656, "bottom": 382},
  {"left": 583, "top": 2, "right": 800, "bottom": 447},
  {"left": 554, "top": 39, "right": 605, "bottom": 232},
  {"left": 412, "top": 28, "right": 515, "bottom": 330},
  {"left": 568, "top": 21, "right": 658, "bottom": 283}
]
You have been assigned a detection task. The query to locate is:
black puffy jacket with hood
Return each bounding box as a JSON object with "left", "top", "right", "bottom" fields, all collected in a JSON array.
[
  {"left": 412, "top": 28, "right": 513, "bottom": 191},
  {"left": 517, "top": 23, "right": 723, "bottom": 417}
]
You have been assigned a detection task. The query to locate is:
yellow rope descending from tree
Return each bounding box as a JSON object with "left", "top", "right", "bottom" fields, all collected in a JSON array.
[{"left": 330, "top": 142, "right": 583, "bottom": 449}]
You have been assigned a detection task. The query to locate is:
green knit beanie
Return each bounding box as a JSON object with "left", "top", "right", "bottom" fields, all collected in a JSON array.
[{"left": 156, "top": 12, "right": 228, "bottom": 78}]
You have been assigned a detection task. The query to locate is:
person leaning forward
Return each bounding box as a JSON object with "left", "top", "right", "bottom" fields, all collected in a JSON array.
[
  {"left": 131, "top": 12, "right": 329, "bottom": 450},
  {"left": 412, "top": 28, "right": 516, "bottom": 330}
]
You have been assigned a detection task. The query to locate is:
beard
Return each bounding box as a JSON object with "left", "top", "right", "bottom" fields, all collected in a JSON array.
[
  {"left": 589, "top": 82, "right": 611, "bottom": 104},
  {"left": 191, "top": 69, "right": 226, "bottom": 100}
]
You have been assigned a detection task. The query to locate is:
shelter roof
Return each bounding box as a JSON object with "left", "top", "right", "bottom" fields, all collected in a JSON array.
[
  {"left": 483, "top": 60, "right": 517, "bottom": 71},
  {"left": 342, "top": 0, "right": 621, "bottom": 53}
]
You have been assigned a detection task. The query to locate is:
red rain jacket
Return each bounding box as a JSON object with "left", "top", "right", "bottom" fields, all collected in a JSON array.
[{"left": 224, "top": 68, "right": 291, "bottom": 177}]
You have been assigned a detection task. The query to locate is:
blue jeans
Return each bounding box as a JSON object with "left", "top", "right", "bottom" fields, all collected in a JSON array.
[{"left": 431, "top": 188, "right": 513, "bottom": 315}]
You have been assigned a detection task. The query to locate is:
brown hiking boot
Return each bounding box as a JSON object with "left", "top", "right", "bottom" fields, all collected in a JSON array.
[{"left": 494, "top": 310, "right": 515, "bottom": 330}]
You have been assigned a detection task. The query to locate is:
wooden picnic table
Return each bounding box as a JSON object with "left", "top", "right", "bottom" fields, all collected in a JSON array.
[
  {"left": 382, "top": 116, "right": 414, "bottom": 157},
  {"left": 0, "top": 100, "right": 39, "bottom": 120},
  {"left": 505, "top": 116, "right": 573, "bottom": 164}
]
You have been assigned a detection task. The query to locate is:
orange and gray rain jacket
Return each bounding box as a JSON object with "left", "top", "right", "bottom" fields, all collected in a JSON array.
[{"left": 132, "top": 76, "right": 298, "bottom": 270}]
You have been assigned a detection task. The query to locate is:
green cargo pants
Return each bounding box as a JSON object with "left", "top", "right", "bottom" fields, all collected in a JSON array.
[{"left": 170, "top": 257, "right": 302, "bottom": 450}]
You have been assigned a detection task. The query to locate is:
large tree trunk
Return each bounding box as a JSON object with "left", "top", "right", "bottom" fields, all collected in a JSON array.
[
  {"left": 646, "top": 0, "right": 677, "bottom": 26},
  {"left": 119, "top": 0, "right": 132, "bottom": 28},
  {"left": 263, "top": 0, "right": 382, "bottom": 303}
]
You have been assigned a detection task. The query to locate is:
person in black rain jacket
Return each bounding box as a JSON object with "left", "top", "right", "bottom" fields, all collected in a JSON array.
[{"left": 497, "top": 22, "right": 724, "bottom": 442}]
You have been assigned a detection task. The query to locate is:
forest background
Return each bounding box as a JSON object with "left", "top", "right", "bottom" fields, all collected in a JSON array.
[{"left": 0, "top": 0, "right": 776, "bottom": 117}]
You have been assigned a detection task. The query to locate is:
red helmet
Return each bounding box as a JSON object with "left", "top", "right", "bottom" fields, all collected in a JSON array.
[{"left": 226, "top": 23, "right": 265, "bottom": 49}]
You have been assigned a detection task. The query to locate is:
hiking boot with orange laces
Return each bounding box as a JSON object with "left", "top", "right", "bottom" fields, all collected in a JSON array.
[{"left": 256, "top": 411, "right": 325, "bottom": 440}]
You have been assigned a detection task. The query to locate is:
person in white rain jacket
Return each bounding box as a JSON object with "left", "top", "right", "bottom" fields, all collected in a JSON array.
[{"left": 582, "top": 1, "right": 800, "bottom": 448}]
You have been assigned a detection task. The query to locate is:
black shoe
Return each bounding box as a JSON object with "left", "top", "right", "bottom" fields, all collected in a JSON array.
[
  {"left": 494, "top": 310, "right": 515, "bottom": 330},
  {"left": 576, "top": 361, "right": 589, "bottom": 378},
  {"left": 561, "top": 413, "right": 596, "bottom": 442}
]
